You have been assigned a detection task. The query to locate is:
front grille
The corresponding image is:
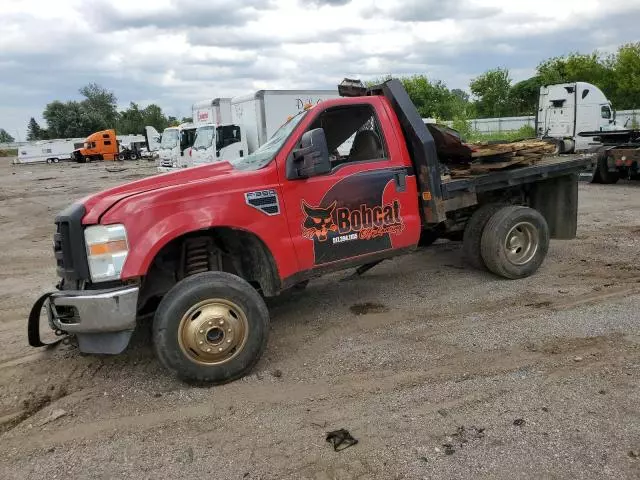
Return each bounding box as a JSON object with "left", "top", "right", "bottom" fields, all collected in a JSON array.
[
  {"left": 161, "top": 159, "right": 173, "bottom": 167},
  {"left": 53, "top": 202, "right": 90, "bottom": 286}
]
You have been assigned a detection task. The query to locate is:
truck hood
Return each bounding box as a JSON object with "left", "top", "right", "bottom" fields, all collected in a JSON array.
[{"left": 81, "top": 162, "right": 236, "bottom": 224}]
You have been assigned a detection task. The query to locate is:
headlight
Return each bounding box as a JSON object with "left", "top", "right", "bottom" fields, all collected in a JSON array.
[
  {"left": 84, "top": 224, "right": 129, "bottom": 282},
  {"left": 172, "top": 162, "right": 177, "bottom": 168}
]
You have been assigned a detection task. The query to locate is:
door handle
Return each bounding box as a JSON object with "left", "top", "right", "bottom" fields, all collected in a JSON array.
[{"left": 394, "top": 171, "right": 406, "bottom": 192}]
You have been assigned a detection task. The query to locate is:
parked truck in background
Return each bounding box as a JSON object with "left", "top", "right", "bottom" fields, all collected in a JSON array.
[
  {"left": 536, "top": 82, "right": 619, "bottom": 154},
  {"left": 231, "top": 89, "right": 340, "bottom": 154},
  {"left": 578, "top": 128, "right": 640, "bottom": 183},
  {"left": 28, "top": 78, "right": 591, "bottom": 386},
  {"left": 72, "top": 130, "right": 146, "bottom": 163},
  {"left": 156, "top": 122, "right": 198, "bottom": 172},
  {"left": 189, "top": 98, "right": 248, "bottom": 168}
]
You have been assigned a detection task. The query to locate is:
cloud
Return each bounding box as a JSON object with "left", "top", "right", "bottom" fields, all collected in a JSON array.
[
  {"left": 88, "top": 0, "right": 274, "bottom": 30},
  {"left": 1, "top": 0, "right": 639, "bottom": 140},
  {"left": 365, "top": 0, "right": 499, "bottom": 22}
]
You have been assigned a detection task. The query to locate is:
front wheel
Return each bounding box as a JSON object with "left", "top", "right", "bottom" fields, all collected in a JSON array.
[
  {"left": 480, "top": 206, "right": 549, "bottom": 279},
  {"left": 153, "top": 272, "right": 269, "bottom": 384}
]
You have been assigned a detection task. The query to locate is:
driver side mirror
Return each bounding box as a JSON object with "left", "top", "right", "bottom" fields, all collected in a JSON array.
[{"left": 286, "top": 128, "right": 331, "bottom": 180}]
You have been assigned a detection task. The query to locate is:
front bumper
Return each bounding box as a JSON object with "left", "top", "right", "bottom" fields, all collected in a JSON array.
[{"left": 29, "top": 286, "right": 139, "bottom": 354}]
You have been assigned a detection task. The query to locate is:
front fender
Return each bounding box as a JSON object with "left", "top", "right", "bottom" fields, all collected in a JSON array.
[{"left": 119, "top": 208, "right": 219, "bottom": 278}]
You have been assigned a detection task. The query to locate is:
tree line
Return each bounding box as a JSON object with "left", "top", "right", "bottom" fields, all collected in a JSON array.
[
  {"left": 375, "top": 42, "right": 640, "bottom": 121},
  {"left": 7, "top": 42, "right": 639, "bottom": 143},
  {"left": 24, "top": 83, "right": 190, "bottom": 141}
]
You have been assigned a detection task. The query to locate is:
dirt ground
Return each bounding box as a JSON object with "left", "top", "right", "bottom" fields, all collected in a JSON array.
[{"left": 0, "top": 157, "right": 638, "bottom": 479}]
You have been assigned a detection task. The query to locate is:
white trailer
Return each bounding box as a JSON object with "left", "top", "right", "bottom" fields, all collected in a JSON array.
[
  {"left": 192, "top": 98, "right": 232, "bottom": 125},
  {"left": 231, "top": 89, "right": 340, "bottom": 154},
  {"left": 14, "top": 138, "right": 84, "bottom": 164},
  {"left": 536, "top": 82, "right": 620, "bottom": 153}
]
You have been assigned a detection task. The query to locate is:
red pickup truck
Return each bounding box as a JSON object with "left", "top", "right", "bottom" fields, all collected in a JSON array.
[{"left": 29, "top": 79, "right": 591, "bottom": 384}]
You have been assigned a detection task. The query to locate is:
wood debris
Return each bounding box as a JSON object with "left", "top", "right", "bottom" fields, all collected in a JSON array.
[{"left": 462, "top": 140, "right": 557, "bottom": 174}]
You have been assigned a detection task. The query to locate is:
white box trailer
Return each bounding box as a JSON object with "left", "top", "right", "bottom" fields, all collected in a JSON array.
[
  {"left": 192, "top": 98, "right": 232, "bottom": 126},
  {"left": 14, "top": 138, "right": 85, "bottom": 164},
  {"left": 231, "top": 89, "right": 340, "bottom": 154},
  {"left": 536, "top": 82, "right": 620, "bottom": 153}
]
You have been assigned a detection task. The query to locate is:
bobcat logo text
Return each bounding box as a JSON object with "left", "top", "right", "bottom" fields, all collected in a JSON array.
[{"left": 301, "top": 200, "right": 404, "bottom": 244}]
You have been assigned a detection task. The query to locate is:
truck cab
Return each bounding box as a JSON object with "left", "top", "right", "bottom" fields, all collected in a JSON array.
[
  {"left": 537, "top": 82, "right": 620, "bottom": 153},
  {"left": 73, "top": 129, "right": 119, "bottom": 163},
  {"left": 157, "top": 123, "right": 197, "bottom": 172},
  {"left": 189, "top": 123, "right": 247, "bottom": 167}
]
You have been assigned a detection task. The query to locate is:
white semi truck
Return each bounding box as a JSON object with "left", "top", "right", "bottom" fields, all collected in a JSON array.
[{"left": 536, "top": 82, "right": 620, "bottom": 153}]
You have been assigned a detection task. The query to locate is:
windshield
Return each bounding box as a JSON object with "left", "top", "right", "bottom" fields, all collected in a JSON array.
[
  {"left": 230, "top": 111, "right": 307, "bottom": 170},
  {"left": 193, "top": 126, "right": 214, "bottom": 150},
  {"left": 160, "top": 129, "right": 179, "bottom": 149}
]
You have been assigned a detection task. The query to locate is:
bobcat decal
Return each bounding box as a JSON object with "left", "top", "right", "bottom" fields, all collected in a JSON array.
[{"left": 301, "top": 201, "right": 338, "bottom": 242}]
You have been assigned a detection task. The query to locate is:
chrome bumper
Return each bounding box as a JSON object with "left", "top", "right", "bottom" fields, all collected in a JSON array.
[
  {"left": 48, "top": 286, "right": 139, "bottom": 333},
  {"left": 44, "top": 286, "right": 139, "bottom": 354}
]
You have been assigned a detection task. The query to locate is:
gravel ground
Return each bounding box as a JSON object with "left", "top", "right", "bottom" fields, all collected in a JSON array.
[{"left": 0, "top": 157, "right": 638, "bottom": 479}]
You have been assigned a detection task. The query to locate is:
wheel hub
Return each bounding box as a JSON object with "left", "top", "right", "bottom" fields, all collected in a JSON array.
[
  {"left": 178, "top": 299, "right": 249, "bottom": 365},
  {"left": 504, "top": 221, "right": 539, "bottom": 265}
]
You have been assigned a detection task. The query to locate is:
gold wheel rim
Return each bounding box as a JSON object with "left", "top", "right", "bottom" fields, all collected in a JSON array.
[{"left": 178, "top": 299, "right": 249, "bottom": 366}]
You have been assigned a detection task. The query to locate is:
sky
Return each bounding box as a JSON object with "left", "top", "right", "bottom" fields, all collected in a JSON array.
[{"left": 1, "top": 0, "right": 639, "bottom": 140}]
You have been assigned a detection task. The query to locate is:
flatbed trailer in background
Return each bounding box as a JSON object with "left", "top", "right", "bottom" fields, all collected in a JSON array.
[{"left": 579, "top": 129, "right": 640, "bottom": 183}]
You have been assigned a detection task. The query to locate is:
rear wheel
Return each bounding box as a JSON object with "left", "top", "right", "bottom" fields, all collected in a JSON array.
[
  {"left": 153, "top": 271, "right": 269, "bottom": 384},
  {"left": 52, "top": 158, "right": 59, "bottom": 163},
  {"left": 117, "top": 153, "right": 125, "bottom": 161},
  {"left": 462, "top": 203, "right": 508, "bottom": 270},
  {"left": 596, "top": 151, "right": 619, "bottom": 184},
  {"left": 480, "top": 206, "right": 549, "bottom": 279},
  {"left": 46, "top": 158, "right": 52, "bottom": 164}
]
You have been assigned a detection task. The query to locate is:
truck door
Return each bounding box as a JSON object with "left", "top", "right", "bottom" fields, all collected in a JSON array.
[{"left": 278, "top": 100, "right": 421, "bottom": 272}]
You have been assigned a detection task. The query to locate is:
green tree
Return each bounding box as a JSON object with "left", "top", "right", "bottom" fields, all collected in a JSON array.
[
  {"left": 470, "top": 68, "right": 512, "bottom": 117},
  {"left": 611, "top": 42, "right": 640, "bottom": 109},
  {"left": 509, "top": 76, "right": 543, "bottom": 115},
  {"left": 117, "top": 102, "right": 145, "bottom": 134},
  {"left": 79, "top": 83, "right": 118, "bottom": 130},
  {"left": 141, "top": 104, "right": 170, "bottom": 131},
  {"left": 0, "top": 129, "right": 15, "bottom": 143},
  {"left": 26, "top": 117, "right": 47, "bottom": 140},
  {"left": 43, "top": 100, "right": 91, "bottom": 138}
]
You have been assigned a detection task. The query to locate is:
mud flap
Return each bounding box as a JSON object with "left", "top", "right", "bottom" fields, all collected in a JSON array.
[{"left": 27, "top": 292, "right": 64, "bottom": 348}]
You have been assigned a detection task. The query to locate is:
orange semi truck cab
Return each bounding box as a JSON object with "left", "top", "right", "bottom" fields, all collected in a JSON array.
[{"left": 72, "top": 129, "right": 120, "bottom": 163}]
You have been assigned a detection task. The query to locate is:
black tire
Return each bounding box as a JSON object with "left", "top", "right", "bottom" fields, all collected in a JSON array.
[
  {"left": 462, "top": 203, "right": 508, "bottom": 270},
  {"left": 480, "top": 206, "right": 549, "bottom": 279},
  {"left": 131, "top": 152, "right": 140, "bottom": 160},
  {"left": 596, "top": 152, "right": 619, "bottom": 184},
  {"left": 52, "top": 158, "right": 59, "bottom": 163},
  {"left": 153, "top": 271, "right": 269, "bottom": 384}
]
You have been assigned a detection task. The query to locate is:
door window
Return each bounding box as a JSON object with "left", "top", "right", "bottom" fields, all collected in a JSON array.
[
  {"left": 305, "top": 104, "right": 388, "bottom": 170},
  {"left": 216, "top": 125, "right": 241, "bottom": 149},
  {"left": 601, "top": 106, "right": 612, "bottom": 119}
]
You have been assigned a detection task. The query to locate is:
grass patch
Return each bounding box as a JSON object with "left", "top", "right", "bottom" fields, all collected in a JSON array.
[{"left": 0, "top": 149, "right": 18, "bottom": 157}]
